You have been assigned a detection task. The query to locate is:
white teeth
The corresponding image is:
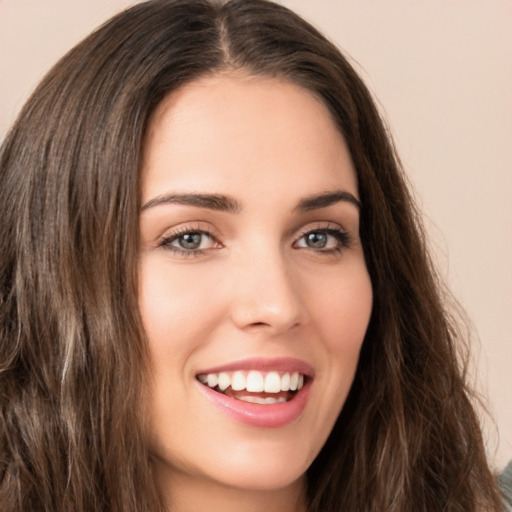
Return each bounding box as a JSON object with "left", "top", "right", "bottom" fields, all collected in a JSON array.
[
  {"left": 198, "top": 369, "right": 307, "bottom": 394},
  {"left": 206, "top": 373, "right": 218, "bottom": 388},
  {"left": 289, "top": 372, "right": 299, "bottom": 391},
  {"left": 264, "top": 372, "right": 281, "bottom": 393},
  {"left": 246, "top": 370, "right": 264, "bottom": 392},
  {"left": 231, "top": 371, "right": 246, "bottom": 391},
  {"left": 280, "top": 373, "right": 291, "bottom": 391},
  {"left": 238, "top": 396, "right": 287, "bottom": 405},
  {"left": 265, "top": 396, "right": 287, "bottom": 404},
  {"left": 238, "top": 396, "right": 266, "bottom": 404},
  {"left": 217, "top": 372, "right": 230, "bottom": 391}
]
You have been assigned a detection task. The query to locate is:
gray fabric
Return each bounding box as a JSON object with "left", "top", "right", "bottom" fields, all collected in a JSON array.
[{"left": 500, "top": 460, "right": 512, "bottom": 511}]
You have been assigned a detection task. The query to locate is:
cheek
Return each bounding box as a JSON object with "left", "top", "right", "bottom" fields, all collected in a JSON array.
[
  {"left": 138, "top": 258, "right": 223, "bottom": 361},
  {"left": 298, "top": 262, "right": 372, "bottom": 455},
  {"left": 308, "top": 261, "right": 373, "bottom": 352},
  {"left": 306, "top": 260, "right": 372, "bottom": 415}
]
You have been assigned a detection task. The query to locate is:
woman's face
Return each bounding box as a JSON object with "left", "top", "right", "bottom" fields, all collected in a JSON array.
[{"left": 139, "top": 74, "right": 372, "bottom": 497}]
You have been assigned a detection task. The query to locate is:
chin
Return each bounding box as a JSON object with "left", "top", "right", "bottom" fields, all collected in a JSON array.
[
  {"left": 151, "top": 430, "right": 314, "bottom": 494},
  {"left": 213, "top": 453, "right": 309, "bottom": 492}
]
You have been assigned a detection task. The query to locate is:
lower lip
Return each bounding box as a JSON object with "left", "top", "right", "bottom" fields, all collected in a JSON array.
[{"left": 197, "top": 381, "right": 312, "bottom": 428}]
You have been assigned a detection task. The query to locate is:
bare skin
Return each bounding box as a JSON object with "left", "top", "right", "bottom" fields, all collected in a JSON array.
[{"left": 139, "top": 73, "right": 372, "bottom": 512}]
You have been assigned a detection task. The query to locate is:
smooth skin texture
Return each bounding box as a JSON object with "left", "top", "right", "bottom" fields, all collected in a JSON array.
[{"left": 138, "top": 73, "right": 373, "bottom": 512}]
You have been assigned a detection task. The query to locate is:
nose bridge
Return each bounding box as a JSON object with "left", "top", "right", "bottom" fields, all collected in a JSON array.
[{"left": 229, "top": 241, "right": 304, "bottom": 333}]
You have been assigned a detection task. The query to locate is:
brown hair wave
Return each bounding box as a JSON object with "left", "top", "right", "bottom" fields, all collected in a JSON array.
[{"left": 0, "top": 1, "right": 503, "bottom": 510}]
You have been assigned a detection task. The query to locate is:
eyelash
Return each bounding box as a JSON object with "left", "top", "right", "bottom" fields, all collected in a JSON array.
[{"left": 158, "top": 224, "right": 352, "bottom": 258}]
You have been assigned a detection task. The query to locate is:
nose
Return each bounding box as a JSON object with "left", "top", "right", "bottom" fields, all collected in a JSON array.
[{"left": 228, "top": 247, "right": 306, "bottom": 335}]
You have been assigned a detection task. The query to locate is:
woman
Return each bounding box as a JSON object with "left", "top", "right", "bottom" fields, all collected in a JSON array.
[{"left": 0, "top": 0, "right": 504, "bottom": 510}]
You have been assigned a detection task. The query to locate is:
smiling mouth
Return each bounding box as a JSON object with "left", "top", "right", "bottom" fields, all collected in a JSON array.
[{"left": 196, "top": 370, "right": 306, "bottom": 405}]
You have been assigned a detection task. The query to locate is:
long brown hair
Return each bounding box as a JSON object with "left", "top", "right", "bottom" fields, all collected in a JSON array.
[{"left": 0, "top": 1, "right": 503, "bottom": 510}]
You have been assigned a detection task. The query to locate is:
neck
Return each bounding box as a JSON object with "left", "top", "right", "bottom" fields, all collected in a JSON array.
[{"left": 155, "top": 464, "right": 308, "bottom": 512}]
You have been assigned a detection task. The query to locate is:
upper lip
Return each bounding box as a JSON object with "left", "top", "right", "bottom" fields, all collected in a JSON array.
[{"left": 196, "top": 357, "right": 315, "bottom": 378}]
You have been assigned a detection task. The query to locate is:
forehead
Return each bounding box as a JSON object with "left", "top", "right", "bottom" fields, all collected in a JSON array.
[{"left": 142, "top": 73, "right": 357, "bottom": 201}]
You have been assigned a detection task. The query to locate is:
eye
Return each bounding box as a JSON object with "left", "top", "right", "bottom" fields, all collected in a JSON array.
[
  {"left": 294, "top": 226, "right": 351, "bottom": 252},
  {"left": 159, "top": 228, "right": 220, "bottom": 256},
  {"left": 299, "top": 232, "right": 331, "bottom": 249},
  {"left": 173, "top": 232, "right": 208, "bottom": 250}
]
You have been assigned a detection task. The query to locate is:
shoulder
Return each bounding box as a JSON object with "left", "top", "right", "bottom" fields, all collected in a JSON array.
[{"left": 499, "top": 460, "right": 512, "bottom": 511}]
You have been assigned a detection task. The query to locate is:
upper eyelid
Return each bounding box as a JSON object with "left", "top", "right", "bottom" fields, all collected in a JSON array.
[
  {"left": 159, "top": 221, "right": 349, "bottom": 238},
  {"left": 295, "top": 225, "right": 350, "bottom": 241},
  {"left": 295, "top": 221, "right": 347, "bottom": 236},
  {"left": 159, "top": 223, "right": 216, "bottom": 240},
  {"left": 161, "top": 228, "right": 213, "bottom": 243},
  {"left": 155, "top": 219, "right": 353, "bottom": 245}
]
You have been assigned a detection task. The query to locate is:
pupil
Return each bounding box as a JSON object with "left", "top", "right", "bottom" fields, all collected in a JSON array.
[
  {"left": 307, "top": 232, "right": 327, "bottom": 248},
  {"left": 180, "top": 233, "right": 201, "bottom": 249}
]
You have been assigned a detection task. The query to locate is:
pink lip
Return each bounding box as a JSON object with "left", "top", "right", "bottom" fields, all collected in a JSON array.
[
  {"left": 195, "top": 357, "right": 314, "bottom": 428},
  {"left": 196, "top": 357, "right": 315, "bottom": 377},
  {"left": 197, "top": 379, "right": 312, "bottom": 428}
]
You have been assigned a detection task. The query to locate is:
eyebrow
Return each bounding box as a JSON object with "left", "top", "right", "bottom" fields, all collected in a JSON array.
[
  {"left": 141, "top": 193, "right": 242, "bottom": 213},
  {"left": 141, "top": 189, "right": 361, "bottom": 213},
  {"left": 295, "top": 190, "right": 361, "bottom": 212}
]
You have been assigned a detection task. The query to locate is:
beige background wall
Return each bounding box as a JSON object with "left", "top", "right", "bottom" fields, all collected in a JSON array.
[{"left": 1, "top": 0, "right": 510, "bottom": 469}]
